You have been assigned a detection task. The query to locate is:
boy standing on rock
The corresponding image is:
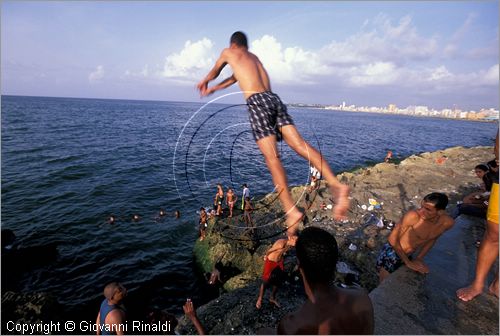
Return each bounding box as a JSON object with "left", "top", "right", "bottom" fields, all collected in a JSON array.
[
  {"left": 376, "top": 192, "right": 454, "bottom": 283},
  {"left": 256, "top": 235, "right": 297, "bottom": 309}
]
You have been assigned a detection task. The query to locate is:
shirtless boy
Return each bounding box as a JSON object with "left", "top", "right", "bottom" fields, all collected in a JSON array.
[
  {"left": 376, "top": 192, "right": 454, "bottom": 283},
  {"left": 226, "top": 188, "right": 237, "bottom": 218},
  {"left": 199, "top": 207, "right": 207, "bottom": 241},
  {"left": 197, "top": 31, "right": 349, "bottom": 236},
  {"left": 256, "top": 235, "right": 297, "bottom": 309}
]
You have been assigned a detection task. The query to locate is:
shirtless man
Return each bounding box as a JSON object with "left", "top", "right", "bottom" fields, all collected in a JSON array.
[
  {"left": 197, "top": 31, "right": 349, "bottom": 236},
  {"left": 256, "top": 235, "right": 297, "bottom": 309},
  {"left": 277, "top": 227, "right": 374, "bottom": 334},
  {"left": 376, "top": 192, "right": 454, "bottom": 283},
  {"left": 214, "top": 184, "right": 224, "bottom": 216},
  {"left": 199, "top": 207, "right": 207, "bottom": 241},
  {"left": 243, "top": 196, "right": 254, "bottom": 230},
  {"left": 226, "top": 188, "right": 237, "bottom": 218}
]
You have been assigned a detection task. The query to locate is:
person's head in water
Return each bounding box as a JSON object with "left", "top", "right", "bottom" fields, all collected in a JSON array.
[
  {"left": 174, "top": 210, "right": 180, "bottom": 219},
  {"left": 108, "top": 215, "right": 116, "bottom": 224},
  {"left": 230, "top": 31, "right": 248, "bottom": 48},
  {"left": 132, "top": 214, "right": 140, "bottom": 222},
  {"left": 296, "top": 227, "right": 338, "bottom": 286},
  {"left": 104, "top": 282, "right": 127, "bottom": 304},
  {"left": 159, "top": 209, "right": 166, "bottom": 217}
]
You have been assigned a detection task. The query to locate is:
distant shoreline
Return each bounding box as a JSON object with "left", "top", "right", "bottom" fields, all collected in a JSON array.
[{"left": 3, "top": 95, "right": 497, "bottom": 123}]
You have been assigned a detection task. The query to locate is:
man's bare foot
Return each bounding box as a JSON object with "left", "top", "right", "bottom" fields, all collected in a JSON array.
[
  {"left": 285, "top": 207, "right": 303, "bottom": 236},
  {"left": 456, "top": 285, "right": 483, "bottom": 301},
  {"left": 332, "top": 184, "right": 350, "bottom": 221},
  {"left": 488, "top": 280, "right": 499, "bottom": 298},
  {"left": 269, "top": 298, "right": 281, "bottom": 308},
  {"left": 255, "top": 298, "right": 262, "bottom": 309}
]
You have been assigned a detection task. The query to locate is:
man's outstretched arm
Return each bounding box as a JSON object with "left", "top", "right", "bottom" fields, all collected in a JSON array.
[
  {"left": 197, "top": 50, "right": 229, "bottom": 95},
  {"left": 201, "top": 75, "right": 237, "bottom": 97}
]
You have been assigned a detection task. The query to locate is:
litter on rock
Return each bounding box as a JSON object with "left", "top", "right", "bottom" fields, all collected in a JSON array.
[{"left": 348, "top": 243, "right": 357, "bottom": 251}]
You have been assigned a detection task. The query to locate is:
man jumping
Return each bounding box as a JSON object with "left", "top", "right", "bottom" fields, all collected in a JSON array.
[{"left": 197, "top": 31, "right": 349, "bottom": 236}]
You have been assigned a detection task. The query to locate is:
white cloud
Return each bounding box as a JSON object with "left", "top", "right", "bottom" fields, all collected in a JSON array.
[
  {"left": 347, "top": 62, "right": 400, "bottom": 87},
  {"left": 162, "top": 38, "right": 215, "bottom": 80},
  {"left": 152, "top": 13, "right": 495, "bottom": 97},
  {"left": 88, "top": 65, "right": 104, "bottom": 82},
  {"left": 251, "top": 35, "right": 331, "bottom": 83}
]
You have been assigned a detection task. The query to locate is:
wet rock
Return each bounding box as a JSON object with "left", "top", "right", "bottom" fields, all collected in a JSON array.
[
  {"left": 1, "top": 291, "right": 62, "bottom": 334},
  {"left": 188, "top": 146, "right": 494, "bottom": 334}
]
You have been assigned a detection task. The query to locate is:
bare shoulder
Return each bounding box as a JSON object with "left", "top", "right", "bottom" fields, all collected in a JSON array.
[
  {"left": 107, "top": 308, "right": 125, "bottom": 323},
  {"left": 400, "top": 210, "right": 420, "bottom": 226},
  {"left": 273, "top": 238, "right": 287, "bottom": 248},
  {"left": 277, "top": 310, "right": 306, "bottom": 334},
  {"left": 440, "top": 213, "right": 455, "bottom": 229}
]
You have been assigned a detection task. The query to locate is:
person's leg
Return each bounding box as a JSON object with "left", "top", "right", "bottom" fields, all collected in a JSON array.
[
  {"left": 457, "top": 220, "right": 499, "bottom": 301},
  {"left": 256, "top": 283, "right": 266, "bottom": 309},
  {"left": 256, "top": 135, "right": 303, "bottom": 234},
  {"left": 269, "top": 286, "right": 280, "bottom": 307},
  {"left": 489, "top": 269, "right": 499, "bottom": 298},
  {"left": 378, "top": 268, "right": 390, "bottom": 284},
  {"left": 280, "top": 125, "right": 350, "bottom": 222}
]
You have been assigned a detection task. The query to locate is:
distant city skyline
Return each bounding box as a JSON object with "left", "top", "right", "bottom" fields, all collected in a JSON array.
[{"left": 2, "top": 1, "right": 498, "bottom": 110}]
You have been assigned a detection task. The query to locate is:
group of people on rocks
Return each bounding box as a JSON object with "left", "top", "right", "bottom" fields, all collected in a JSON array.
[{"left": 198, "top": 183, "right": 254, "bottom": 241}]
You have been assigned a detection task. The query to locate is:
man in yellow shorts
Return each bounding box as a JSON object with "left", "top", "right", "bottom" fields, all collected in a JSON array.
[{"left": 457, "top": 130, "right": 499, "bottom": 300}]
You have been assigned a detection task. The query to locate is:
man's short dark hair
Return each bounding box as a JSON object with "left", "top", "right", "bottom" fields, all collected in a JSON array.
[
  {"left": 487, "top": 159, "right": 498, "bottom": 169},
  {"left": 296, "top": 227, "right": 338, "bottom": 284},
  {"left": 475, "top": 164, "right": 489, "bottom": 172},
  {"left": 423, "top": 192, "right": 448, "bottom": 210},
  {"left": 230, "top": 31, "right": 248, "bottom": 48}
]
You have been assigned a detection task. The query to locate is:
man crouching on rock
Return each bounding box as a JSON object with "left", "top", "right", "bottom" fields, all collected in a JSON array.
[
  {"left": 277, "top": 227, "right": 374, "bottom": 334},
  {"left": 376, "top": 192, "right": 454, "bottom": 283},
  {"left": 256, "top": 235, "right": 297, "bottom": 309}
]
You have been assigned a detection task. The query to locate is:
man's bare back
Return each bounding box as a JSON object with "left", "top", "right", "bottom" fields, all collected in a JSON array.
[
  {"left": 266, "top": 238, "right": 295, "bottom": 262},
  {"left": 278, "top": 287, "right": 373, "bottom": 334},
  {"left": 198, "top": 46, "right": 270, "bottom": 99}
]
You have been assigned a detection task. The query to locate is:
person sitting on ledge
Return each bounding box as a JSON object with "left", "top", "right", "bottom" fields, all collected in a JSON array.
[
  {"left": 277, "top": 227, "right": 373, "bottom": 334},
  {"left": 376, "top": 192, "right": 454, "bottom": 283}
]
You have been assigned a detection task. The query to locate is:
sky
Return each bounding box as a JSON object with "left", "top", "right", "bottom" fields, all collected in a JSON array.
[{"left": 1, "top": 1, "right": 499, "bottom": 110}]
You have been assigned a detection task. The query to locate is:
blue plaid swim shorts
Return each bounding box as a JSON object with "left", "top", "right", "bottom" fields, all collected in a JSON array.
[
  {"left": 246, "top": 91, "right": 294, "bottom": 142},
  {"left": 376, "top": 243, "right": 404, "bottom": 273}
]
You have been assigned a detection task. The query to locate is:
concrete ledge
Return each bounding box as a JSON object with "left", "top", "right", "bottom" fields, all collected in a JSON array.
[{"left": 369, "top": 216, "right": 499, "bottom": 334}]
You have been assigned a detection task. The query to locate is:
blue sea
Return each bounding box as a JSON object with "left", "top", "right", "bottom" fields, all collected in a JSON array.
[{"left": 1, "top": 95, "right": 497, "bottom": 320}]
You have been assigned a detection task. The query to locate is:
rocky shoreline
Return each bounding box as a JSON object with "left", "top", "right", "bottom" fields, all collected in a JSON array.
[
  {"left": 2, "top": 146, "right": 495, "bottom": 335},
  {"left": 178, "top": 145, "right": 494, "bottom": 334}
]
